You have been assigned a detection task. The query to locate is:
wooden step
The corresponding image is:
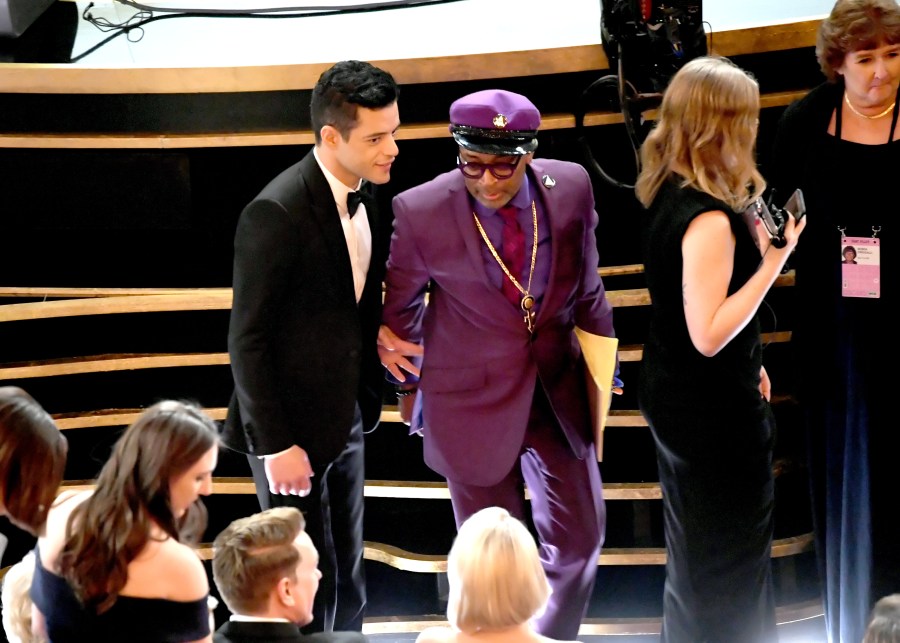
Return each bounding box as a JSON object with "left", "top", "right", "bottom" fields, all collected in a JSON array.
[
  {"left": 0, "top": 92, "right": 810, "bottom": 150},
  {"left": 360, "top": 598, "right": 823, "bottom": 636},
  {"left": 0, "top": 328, "right": 793, "bottom": 380},
  {"left": 0, "top": 271, "right": 796, "bottom": 323},
  {"left": 188, "top": 532, "right": 814, "bottom": 570},
  {"left": 58, "top": 477, "right": 663, "bottom": 501}
]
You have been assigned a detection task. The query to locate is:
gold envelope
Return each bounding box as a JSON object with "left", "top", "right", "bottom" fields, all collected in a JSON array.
[{"left": 574, "top": 327, "right": 619, "bottom": 462}]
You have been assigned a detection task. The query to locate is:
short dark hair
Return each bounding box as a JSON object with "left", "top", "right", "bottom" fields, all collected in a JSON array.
[
  {"left": 310, "top": 60, "right": 399, "bottom": 144},
  {"left": 0, "top": 387, "right": 67, "bottom": 535},
  {"left": 213, "top": 507, "right": 306, "bottom": 616},
  {"left": 817, "top": 0, "right": 900, "bottom": 82}
]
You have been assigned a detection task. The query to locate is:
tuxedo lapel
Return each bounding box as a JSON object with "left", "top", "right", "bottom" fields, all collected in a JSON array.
[
  {"left": 451, "top": 182, "right": 491, "bottom": 288},
  {"left": 299, "top": 153, "right": 357, "bottom": 304},
  {"left": 362, "top": 183, "right": 381, "bottom": 286},
  {"left": 362, "top": 183, "right": 378, "bottom": 233}
]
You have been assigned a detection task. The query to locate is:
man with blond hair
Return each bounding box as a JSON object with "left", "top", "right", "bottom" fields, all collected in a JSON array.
[{"left": 212, "top": 507, "right": 366, "bottom": 643}]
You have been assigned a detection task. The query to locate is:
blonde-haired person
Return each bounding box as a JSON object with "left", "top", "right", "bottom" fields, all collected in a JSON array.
[
  {"left": 31, "top": 400, "right": 220, "bottom": 643},
  {"left": 768, "top": 2, "right": 900, "bottom": 641},
  {"left": 635, "top": 55, "right": 805, "bottom": 643},
  {"left": 863, "top": 594, "right": 900, "bottom": 643},
  {"left": 1, "top": 551, "right": 48, "bottom": 643},
  {"left": 416, "top": 507, "right": 578, "bottom": 643}
]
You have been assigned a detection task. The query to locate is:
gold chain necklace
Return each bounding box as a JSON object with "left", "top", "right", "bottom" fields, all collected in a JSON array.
[
  {"left": 472, "top": 201, "right": 539, "bottom": 333},
  {"left": 844, "top": 92, "right": 896, "bottom": 120}
]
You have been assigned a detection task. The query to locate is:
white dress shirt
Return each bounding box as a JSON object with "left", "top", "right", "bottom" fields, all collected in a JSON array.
[
  {"left": 313, "top": 148, "right": 373, "bottom": 303},
  {"left": 229, "top": 614, "right": 292, "bottom": 623}
]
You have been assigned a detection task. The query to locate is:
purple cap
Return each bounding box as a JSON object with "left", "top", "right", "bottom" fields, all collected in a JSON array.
[{"left": 449, "top": 89, "right": 540, "bottom": 156}]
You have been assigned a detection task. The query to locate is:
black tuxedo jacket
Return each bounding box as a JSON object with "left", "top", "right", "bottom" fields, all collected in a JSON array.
[
  {"left": 213, "top": 620, "right": 367, "bottom": 643},
  {"left": 223, "top": 149, "right": 387, "bottom": 469}
]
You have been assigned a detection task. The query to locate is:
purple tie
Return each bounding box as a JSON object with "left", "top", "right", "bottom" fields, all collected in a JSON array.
[{"left": 497, "top": 205, "right": 524, "bottom": 306}]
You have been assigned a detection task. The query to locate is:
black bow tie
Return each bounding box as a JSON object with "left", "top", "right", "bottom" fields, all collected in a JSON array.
[{"left": 346, "top": 190, "right": 371, "bottom": 218}]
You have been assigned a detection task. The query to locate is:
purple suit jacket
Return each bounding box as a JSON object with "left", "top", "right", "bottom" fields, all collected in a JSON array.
[{"left": 383, "top": 158, "right": 616, "bottom": 486}]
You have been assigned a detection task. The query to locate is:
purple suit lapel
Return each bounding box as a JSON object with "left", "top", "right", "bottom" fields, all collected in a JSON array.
[
  {"left": 530, "top": 161, "right": 570, "bottom": 331},
  {"left": 450, "top": 181, "right": 490, "bottom": 287}
]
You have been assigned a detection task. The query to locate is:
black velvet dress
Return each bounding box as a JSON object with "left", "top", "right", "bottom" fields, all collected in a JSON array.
[
  {"left": 30, "top": 547, "right": 210, "bottom": 643},
  {"left": 639, "top": 181, "right": 777, "bottom": 643},
  {"left": 770, "top": 82, "right": 900, "bottom": 643}
]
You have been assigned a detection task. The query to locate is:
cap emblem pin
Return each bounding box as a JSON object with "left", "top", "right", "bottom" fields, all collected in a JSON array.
[{"left": 492, "top": 114, "right": 509, "bottom": 129}]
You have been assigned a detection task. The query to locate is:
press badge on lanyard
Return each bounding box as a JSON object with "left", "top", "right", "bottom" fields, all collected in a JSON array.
[{"left": 840, "top": 232, "right": 880, "bottom": 299}]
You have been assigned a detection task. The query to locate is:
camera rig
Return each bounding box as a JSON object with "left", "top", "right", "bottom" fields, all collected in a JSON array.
[{"left": 577, "top": 1, "right": 706, "bottom": 189}]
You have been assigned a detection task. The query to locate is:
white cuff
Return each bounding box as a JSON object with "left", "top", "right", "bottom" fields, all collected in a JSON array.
[{"left": 257, "top": 446, "right": 294, "bottom": 460}]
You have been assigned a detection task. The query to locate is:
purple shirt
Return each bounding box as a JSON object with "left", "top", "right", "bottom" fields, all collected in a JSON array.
[{"left": 472, "top": 175, "right": 552, "bottom": 316}]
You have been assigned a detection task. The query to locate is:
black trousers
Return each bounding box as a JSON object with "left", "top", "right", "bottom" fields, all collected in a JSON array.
[
  {"left": 248, "top": 409, "right": 366, "bottom": 633},
  {"left": 648, "top": 405, "right": 777, "bottom": 643}
]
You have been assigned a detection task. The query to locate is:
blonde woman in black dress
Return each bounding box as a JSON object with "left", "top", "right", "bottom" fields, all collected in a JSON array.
[{"left": 636, "top": 56, "right": 805, "bottom": 643}]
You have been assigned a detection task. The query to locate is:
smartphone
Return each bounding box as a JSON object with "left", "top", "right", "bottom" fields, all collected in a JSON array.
[{"left": 782, "top": 188, "right": 806, "bottom": 221}]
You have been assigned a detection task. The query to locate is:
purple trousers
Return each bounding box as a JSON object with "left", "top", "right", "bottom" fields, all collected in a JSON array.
[{"left": 446, "top": 386, "right": 605, "bottom": 640}]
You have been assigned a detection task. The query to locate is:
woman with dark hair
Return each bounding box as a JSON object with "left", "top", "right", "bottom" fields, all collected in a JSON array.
[
  {"left": 636, "top": 56, "right": 805, "bottom": 643},
  {"left": 768, "top": 1, "right": 900, "bottom": 641},
  {"left": 31, "top": 400, "right": 220, "bottom": 643},
  {"left": 0, "top": 387, "right": 67, "bottom": 535}
]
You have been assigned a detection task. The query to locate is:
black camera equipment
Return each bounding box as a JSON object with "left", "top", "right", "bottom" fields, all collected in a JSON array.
[
  {"left": 576, "top": 0, "right": 706, "bottom": 190},
  {"left": 746, "top": 189, "right": 807, "bottom": 249},
  {"left": 748, "top": 197, "right": 787, "bottom": 249}
]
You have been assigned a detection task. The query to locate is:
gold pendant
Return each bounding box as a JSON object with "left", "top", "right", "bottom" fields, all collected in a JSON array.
[{"left": 521, "top": 295, "right": 535, "bottom": 333}]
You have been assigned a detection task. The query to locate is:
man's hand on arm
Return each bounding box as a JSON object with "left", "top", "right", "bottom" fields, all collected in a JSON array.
[
  {"left": 262, "top": 445, "right": 314, "bottom": 496},
  {"left": 377, "top": 324, "right": 423, "bottom": 383}
]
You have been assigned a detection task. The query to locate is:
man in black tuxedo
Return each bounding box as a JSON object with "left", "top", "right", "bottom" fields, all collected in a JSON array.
[
  {"left": 212, "top": 507, "right": 367, "bottom": 643},
  {"left": 223, "top": 60, "right": 405, "bottom": 633}
]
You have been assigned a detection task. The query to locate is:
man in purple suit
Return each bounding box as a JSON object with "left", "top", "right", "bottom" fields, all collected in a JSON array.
[{"left": 379, "top": 89, "right": 619, "bottom": 640}]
